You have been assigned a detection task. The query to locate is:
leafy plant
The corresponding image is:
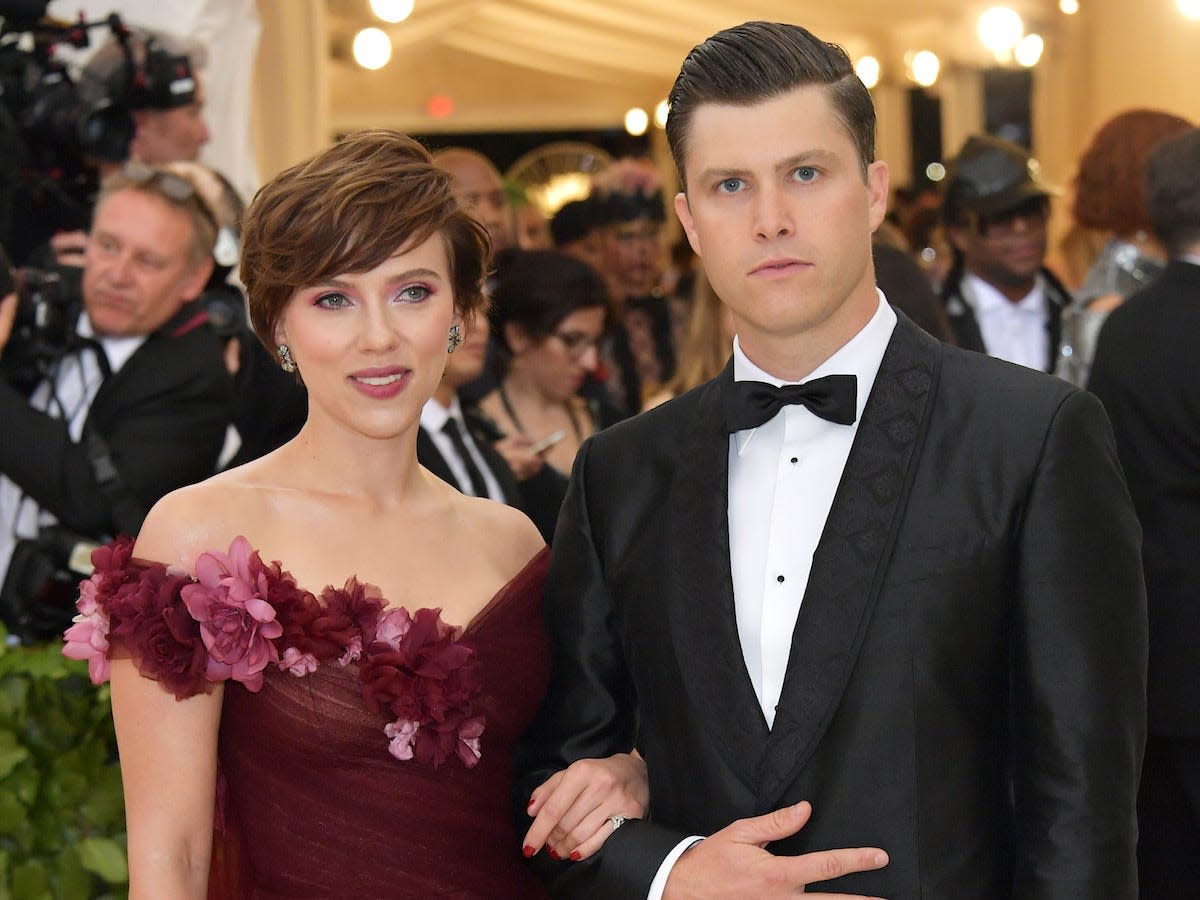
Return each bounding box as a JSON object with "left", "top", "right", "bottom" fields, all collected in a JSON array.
[{"left": 0, "top": 625, "right": 126, "bottom": 899}]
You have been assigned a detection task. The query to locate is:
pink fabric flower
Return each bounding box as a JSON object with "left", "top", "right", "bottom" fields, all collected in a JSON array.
[
  {"left": 62, "top": 594, "right": 111, "bottom": 684},
  {"left": 181, "top": 537, "right": 282, "bottom": 692},
  {"left": 384, "top": 718, "right": 420, "bottom": 761},
  {"left": 279, "top": 646, "right": 319, "bottom": 677}
]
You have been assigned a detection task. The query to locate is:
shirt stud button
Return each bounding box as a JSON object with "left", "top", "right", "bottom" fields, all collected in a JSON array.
[{"left": 777, "top": 574, "right": 785, "bottom": 583}]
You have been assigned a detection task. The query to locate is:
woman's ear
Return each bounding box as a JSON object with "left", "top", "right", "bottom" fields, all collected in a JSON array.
[{"left": 503, "top": 322, "right": 533, "bottom": 355}]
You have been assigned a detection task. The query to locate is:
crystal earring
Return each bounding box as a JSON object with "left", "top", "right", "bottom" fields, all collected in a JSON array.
[
  {"left": 447, "top": 324, "right": 463, "bottom": 354},
  {"left": 278, "top": 344, "right": 297, "bottom": 373}
]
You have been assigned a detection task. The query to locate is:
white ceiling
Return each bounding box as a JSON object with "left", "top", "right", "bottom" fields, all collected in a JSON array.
[{"left": 323, "top": 0, "right": 1062, "bottom": 133}]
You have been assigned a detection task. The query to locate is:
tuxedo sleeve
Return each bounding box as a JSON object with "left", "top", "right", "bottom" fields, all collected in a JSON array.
[
  {"left": 515, "top": 437, "right": 688, "bottom": 898},
  {"left": 1011, "top": 388, "right": 1146, "bottom": 899}
]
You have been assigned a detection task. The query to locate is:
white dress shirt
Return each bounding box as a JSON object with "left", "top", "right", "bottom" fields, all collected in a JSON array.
[
  {"left": 648, "top": 292, "right": 897, "bottom": 898},
  {"left": 418, "top": 396, "right": 506, "bottom": 502},
  {"left": 0, "top": 317, "right": 145, "bottom": 589},
  {"left": 959, "top": 271, "right": 1049, "bottom": 371}
]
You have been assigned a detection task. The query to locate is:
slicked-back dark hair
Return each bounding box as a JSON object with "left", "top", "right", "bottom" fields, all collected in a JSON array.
[
  {"left": 1145, "top": 128, "right": 1200, "bottom": 258},
  {"left": 666, "top": 21, "right": 875, "bottom": 189}
]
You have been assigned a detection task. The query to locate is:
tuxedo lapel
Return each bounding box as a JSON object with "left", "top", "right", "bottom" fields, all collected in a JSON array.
[
  {"left": 757, "top": 315, "right": 941, "bottom": 809},
  {"left": 664, "top": 365, "right": 768, "bottom": 789}
]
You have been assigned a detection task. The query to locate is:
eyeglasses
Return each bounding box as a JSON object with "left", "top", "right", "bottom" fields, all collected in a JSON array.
[
  {"left": 977, "top": 196, "right": 1049, "bottom": 236},
  {"left": 551, "top": 329, "right": 602, "bottom": 359},
  {"left": 120, "top": 161, "right": 219, "bottom": 233}
]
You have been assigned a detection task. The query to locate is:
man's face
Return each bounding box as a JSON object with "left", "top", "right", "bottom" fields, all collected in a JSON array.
[
  {"left": 674, "top": 84, "right": 887, "bottom": 365},
  {"left": 947, "top": 196, "right": 1048, "bottom": 296},
  {"left": 441, "top": 153, "right": 514, "bottom": 253},
  {"left": 130, "top": 82, "right": 210, "bottom": 164},
  {"left": 604, "top": 218, "right": 663, "bottom": 299},
  {"left": 83, "top": 189, "right": 211, "bottom": 337}
]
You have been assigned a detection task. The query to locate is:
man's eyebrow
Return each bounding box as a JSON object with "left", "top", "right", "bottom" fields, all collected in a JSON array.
[{"left": 695, "top": 149, "right": 842, "bottom": 183}]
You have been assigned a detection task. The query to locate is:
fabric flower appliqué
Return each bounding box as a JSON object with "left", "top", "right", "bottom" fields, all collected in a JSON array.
[{"left": 62, "top": 536, "right": 484, "bottom": 768}]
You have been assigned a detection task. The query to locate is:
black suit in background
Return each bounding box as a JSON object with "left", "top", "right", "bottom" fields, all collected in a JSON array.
[
  {"left": 416, "top": 409, "right": 567, "bottom": 543},
  {"left": 0, "top": 298, "right": 233, "bottom": 539},
  {"left": 1088, "top": 259, "right": 1200, "bottom": 897},
  {"left": 517, "top": 312, "right": 1147, "bottom": 898}
]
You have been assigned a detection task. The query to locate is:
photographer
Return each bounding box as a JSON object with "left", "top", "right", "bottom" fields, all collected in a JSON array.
[{"left": 0, "top": 162, "right": 233, "bottom": 641}]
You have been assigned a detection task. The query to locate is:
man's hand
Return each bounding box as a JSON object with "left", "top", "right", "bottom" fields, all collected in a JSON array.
[
  {"left": 663, "top": 801, "right": 888, "bottom": 899},
  {"left": 523, "top": 752, "right": 648, "bottom": 862},
  {"left": 49, "top": 230, "right": 89, "bottom": 268},
  {"left": 0, "top": 292, "right": 17, "bottom": 354}
]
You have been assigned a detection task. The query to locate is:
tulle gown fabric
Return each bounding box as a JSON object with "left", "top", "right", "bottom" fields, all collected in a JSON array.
[
  {"left": 65, "top": 540, "right": 551, "bottom": 899},
  {"left": 210, "top": 549, "right": 551, "bottom": 899}
]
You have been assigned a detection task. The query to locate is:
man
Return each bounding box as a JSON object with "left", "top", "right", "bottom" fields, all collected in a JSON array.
[
  {"left": 940, "top": 135, "right": 1072, "bottom": 373},
  {"left": 0, "top": 163, "right": 232, "bottom": 641},
  {"left": 517, "top": 21, "right": 1145, "bottom": 899},
  {"left": 1088, "top": 127, "right": 1200, "bottom": 900},
  {"left": 417, "top": 316, "right": 563, "bottom": 541},
  {"left": 551, "top": 197, "right": 607, "bottom": 275},
  {"left": 431, "top": 147, "right": 515, "bottom": 254}
]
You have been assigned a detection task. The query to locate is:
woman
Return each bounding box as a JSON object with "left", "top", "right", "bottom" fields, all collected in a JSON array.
[
  {"left": 644, "top": 270, "right": 733, "bottom": 409},
  {"left": 63, "top": 133, "right": 644, "bottom": 898},
  {"left": 478, "top": 249, "right": 611, "bottom": 480},
  {"left": 1057, "top": 108, "right": 1192, "bottom": 385}
]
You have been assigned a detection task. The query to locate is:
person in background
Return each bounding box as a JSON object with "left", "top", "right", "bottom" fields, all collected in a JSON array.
[
  {"left": 1088, "top": 127, "right": 1200, "bottom": 900},
  {"left": 643, "top": 270, "right": 732, "bottom": 409},
  {"left": 432, "top": 147, "right": 516, "bottom": 255},
  {"left": 939, "top": 135, "right": 1071, "bottom": 373},
  {"left": 550, "top": 197, "right": 607, "bottom": 275},
  {"left": 1056, "top": 108, "right": 1192, "bottom": 386}
]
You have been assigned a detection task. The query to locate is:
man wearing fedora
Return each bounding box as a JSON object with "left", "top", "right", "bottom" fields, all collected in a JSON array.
[{"left": 940, "top": 135, "right": 1073, "bottom": 374}]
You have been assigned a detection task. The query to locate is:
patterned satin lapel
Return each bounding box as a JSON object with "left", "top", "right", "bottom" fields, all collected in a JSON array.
[
  {"left": 755, "top": 315, "right": 940, "bottom": 810},
  {"left": 664, "top": 364, "right": 769, "bottom": 790}
]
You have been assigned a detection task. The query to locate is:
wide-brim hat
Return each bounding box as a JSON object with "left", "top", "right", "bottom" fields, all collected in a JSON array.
[{"left": 944, "top": 134, "right": 1060, "bottom": 223}]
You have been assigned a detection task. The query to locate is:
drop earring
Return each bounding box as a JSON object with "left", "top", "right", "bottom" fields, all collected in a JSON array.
[
  {"left": 278, "top": 344, "right": 296, "bottom": 373},
  {"left": 447, "top": 324, "right": 463, "bottom": 354}
]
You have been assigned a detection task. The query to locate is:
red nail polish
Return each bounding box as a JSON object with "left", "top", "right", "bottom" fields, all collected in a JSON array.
[
  {"left": 523, "top": 845, "right": 536, "bottom": 858},
  {"left": 547, "top": 847, "right": 560, "bottom": 861},
  {"left": 527, "top": 796, "right": 536, "bottom": 808},
  {"left": 569, "top": 851, "right": 581, "bottom": 861}
]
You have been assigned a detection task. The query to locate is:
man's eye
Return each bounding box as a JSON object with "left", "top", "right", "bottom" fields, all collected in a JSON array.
[
  {"left": 793, "top": 167, "right": 819, "bottom": 183},
  {"left": 315, "top": 292, "right": 350, "bottom": 309},
  {"left": 717, "top": 178, "right": 744, "bottom": 194}
]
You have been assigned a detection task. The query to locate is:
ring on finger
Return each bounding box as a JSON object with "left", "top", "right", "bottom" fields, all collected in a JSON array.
[{"left": 609, "top": 814, "right": 627, "bottom": 831}]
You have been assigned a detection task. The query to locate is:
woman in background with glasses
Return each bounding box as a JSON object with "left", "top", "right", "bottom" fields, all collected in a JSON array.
[{"left": 478, "top": 249, "right": 613, "bottom": 483}]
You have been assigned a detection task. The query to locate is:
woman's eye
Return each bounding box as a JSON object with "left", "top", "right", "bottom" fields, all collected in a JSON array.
[
  {"left": 398, "top": 285, "right": 431, "bottom": 303},
  {"left": 315, "top": 292, "right": 350, "bottom": 309}
]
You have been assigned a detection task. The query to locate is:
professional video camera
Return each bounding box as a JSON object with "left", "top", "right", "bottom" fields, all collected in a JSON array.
[{"left": 0, "top": 1, "right": 200, "bottom": 263}]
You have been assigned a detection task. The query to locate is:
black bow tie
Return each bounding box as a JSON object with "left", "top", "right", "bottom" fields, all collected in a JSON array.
[{"left": 724, "top": 375, "right": 858, "bottom": 433}]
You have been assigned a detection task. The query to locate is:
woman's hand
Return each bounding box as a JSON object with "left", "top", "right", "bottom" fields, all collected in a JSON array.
[{"left": 522, "top": 752, "right": 648, "bottom": 862}]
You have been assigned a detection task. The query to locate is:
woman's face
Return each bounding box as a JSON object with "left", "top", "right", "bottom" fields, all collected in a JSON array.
[
  {"left": 275, "top": 234, "right": 456, "bottom": 440},
  {"left": 513, "top": 306, "right": 606, "bottom": 402}
]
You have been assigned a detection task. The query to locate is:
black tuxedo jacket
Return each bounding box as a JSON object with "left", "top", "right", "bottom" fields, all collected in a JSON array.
[
  {"left": 1088, "top": 259, "right": 1200, "bottom": 739},
  {"left": 942, "top": 266, "right": 1071, "bottom": 373},
  {"left": 0, "top": 300, "right": 233, "bottom": 538},
  {"left": 517, "top": 313, "right": 1146, "bottom": 898}
]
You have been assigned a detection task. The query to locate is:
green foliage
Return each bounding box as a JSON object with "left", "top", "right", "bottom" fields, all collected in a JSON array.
[{"left": 0, "top": 624, "right": 126, "bottom": 899}]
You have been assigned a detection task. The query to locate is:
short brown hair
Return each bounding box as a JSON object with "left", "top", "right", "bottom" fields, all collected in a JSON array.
[
  {"left": 96, "top": 164, "right": 218, "bottom": 268},
  {"left": 241, "top": 130, "right": 491, "bottom": 350},
  {"left": 1146, "top": 128, "right": 1200, "bottom": 258},
  {"left": 666, "top": 21, "right": 875, "bottom": 188},
  {"left": 1072, "top": 109, "right": 1192, "bottom": 234}
]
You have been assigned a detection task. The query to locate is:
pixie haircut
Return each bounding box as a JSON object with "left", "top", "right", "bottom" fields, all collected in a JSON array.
[
  {"left": 489, "top": 249, "right": 609, "bottom": 354},
  {"left": 1145, "top": 128, "right": 1200, "bottom": 258},
  {"left": 666, "top": 21, "right": 875, "bottom": 187},
  {"left": 1072, "top": 109, "right": 1193, "bottom": 234},
  {"left": 240, "top": 129, "right": 491, "bottom": 351}
]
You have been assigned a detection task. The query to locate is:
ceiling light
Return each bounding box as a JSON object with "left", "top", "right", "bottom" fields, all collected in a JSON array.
[
  {"left": 978, "top": 6, "right": 1025, "bottom": 53},
  {"left": 856, "top": 56, "right": 881, "bottom": 89},
  {"left": 926, "top": 162, "right": 946, "bottom": 182},
  {"left": 625, "top": 107, "right": 649, "bottom": 136},
  {"left": 911, "top": 50, "right": 940, "bottom": 87},
  {"left": 1015, "top": 33, "right": 1045, "bottom": 66},
  {"left": 1059, "top": 0, "right": 1079, "bottom": 13},
  {"left": 353, "top": 27, "right": 392, "bottom": 70},
  {"left": 370, "top": 0, "right": 414, "bottom": 23},
  {"left": 654, "top": 100, "right": 669, "bottom": 130},
  {"left": 1179, "top": 0, "right": 1200, "bottom": 18}
]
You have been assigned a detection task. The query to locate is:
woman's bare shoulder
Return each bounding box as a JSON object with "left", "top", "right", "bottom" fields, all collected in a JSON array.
[{"left": 455, "top": 493, "right": 545, "bottom": 574}]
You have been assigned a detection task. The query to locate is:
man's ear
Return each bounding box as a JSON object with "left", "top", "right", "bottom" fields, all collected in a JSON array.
[
  {"left": 866, "top": 160, "right": 889, "bottom": 232},
  {"left": 674, "top": 192, "right": 701, "bottom": 256},
  {"left": 945, "top": 224, "right": 970, "bottom": 255},
  {"left": 179, "top": 256, "right": 214, "bottom": 302},
  {"left": 503, "top": 321, "right": 533, "bottom": 355}
]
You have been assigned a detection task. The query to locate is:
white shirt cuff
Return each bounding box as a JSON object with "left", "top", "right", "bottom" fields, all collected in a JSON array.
[{"left": 647, "top": 836, "right": 705, "bottom": 899}]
